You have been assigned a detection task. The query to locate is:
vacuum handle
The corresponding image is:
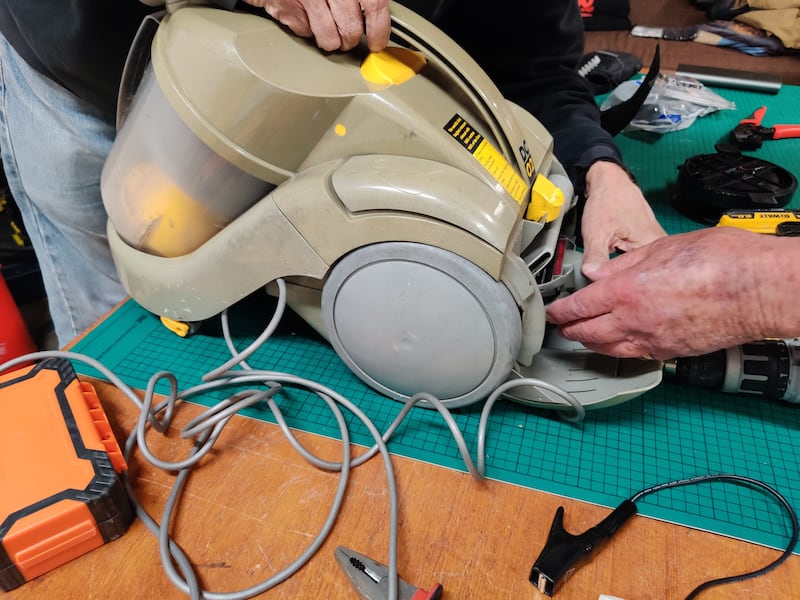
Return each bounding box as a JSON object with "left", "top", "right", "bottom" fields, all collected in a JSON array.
[
  {"left": 142, "top": 0, "right": 531, "bottom": 179},
  {"left": 388, "top": 1, "right": 529, "bottom": 176}
]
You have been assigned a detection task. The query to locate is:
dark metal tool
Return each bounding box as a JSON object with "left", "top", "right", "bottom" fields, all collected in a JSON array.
[
  {"left": 336, "top": 546, "right": 443, "bottom": 600},
  {"left": 664, "top": 339, "right": 800, "bottom": 404}
]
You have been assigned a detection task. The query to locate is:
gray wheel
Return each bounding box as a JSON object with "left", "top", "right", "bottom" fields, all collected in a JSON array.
[{"left": 321, "top": 242, "right": 522, "bottom": 408}]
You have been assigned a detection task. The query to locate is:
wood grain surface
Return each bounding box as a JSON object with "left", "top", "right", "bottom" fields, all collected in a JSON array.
[{"left": 5, "top": 379, "right": 799, "bottom": 599}]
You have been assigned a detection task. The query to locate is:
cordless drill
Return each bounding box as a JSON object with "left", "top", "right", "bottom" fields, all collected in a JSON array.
[{"left": 663, "top": 339, "right": 800, "bottom": 404}]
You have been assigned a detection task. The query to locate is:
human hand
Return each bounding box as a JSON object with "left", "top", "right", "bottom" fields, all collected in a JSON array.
[
  {"left": 546, "top": 227, "right": 788, "bottom": 360},
  {"left": 579, "top": 160, "right": 666, "bottom": 279},
  {"left": 243, "top": 0, "right": 391, "bottom": 52}
]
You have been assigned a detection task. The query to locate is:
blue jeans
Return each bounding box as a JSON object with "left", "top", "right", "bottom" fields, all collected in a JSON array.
[{"left": 0, "top": 33, "right": 126, "bottom": 346}]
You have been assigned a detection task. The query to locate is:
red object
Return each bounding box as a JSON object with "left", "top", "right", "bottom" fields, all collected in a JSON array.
[
  {"left": 739, "top": 106, "right": 800, "bottom": 141},
  {"left": 739, "top": 105, "right": 768, "bottom": 126},
  {"left": 0, "top": 267, "right": 36, "bottom": 366},
  {"left": 412, "top": 583, "right": 444, "bottom": 599}
]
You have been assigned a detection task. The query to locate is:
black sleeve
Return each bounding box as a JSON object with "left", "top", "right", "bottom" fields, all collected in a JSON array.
[{"left": 431, "top": 0, "right": 623, "bottom": 193}]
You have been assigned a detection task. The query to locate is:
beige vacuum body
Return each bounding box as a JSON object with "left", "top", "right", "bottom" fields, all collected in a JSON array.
[{"left": 103, "top": 3, "right": 662, "bottom": 410}]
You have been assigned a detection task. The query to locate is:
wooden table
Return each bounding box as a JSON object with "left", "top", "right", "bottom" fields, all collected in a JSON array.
[{"left": 4, "top": 377, "right": 799, "bottom": 599}]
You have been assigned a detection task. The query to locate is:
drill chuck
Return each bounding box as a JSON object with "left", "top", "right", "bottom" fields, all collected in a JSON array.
[{"left": 663, "top": 339, "right": 800, "bottom": 404}]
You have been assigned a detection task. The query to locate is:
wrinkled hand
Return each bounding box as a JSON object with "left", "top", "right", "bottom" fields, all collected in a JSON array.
[
  {"left": 243, "top": 0, "right": 390, "bottom": 52},
  {"left": 546, "top": 227, "right": 793, "bottom": 360},
  {"left": 579, "top": 160, "right": 666, "bottom": 279}
]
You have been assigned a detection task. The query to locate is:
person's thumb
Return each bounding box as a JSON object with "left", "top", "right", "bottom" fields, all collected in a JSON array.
[{"left": 579, "top": 239, "right": 611, "bottom": 280}]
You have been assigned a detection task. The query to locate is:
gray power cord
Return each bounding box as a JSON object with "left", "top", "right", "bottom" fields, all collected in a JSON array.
[{"left": 0, "top": 278, "right": 585, "bottom": 599}]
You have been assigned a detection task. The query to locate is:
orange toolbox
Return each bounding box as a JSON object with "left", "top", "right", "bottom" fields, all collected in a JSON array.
[{"left": 0, "top": 358, "right": 132, "bottom": 591}]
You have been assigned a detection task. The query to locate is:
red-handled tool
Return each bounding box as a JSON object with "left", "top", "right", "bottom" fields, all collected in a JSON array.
[{"left": 731, "top": 106, "right": 800, "bottom": 150}]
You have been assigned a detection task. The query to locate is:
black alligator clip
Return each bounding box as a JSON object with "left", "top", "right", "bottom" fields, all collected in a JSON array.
[{"left": 529, "top": 499, "right": 638, "bottom": 596}]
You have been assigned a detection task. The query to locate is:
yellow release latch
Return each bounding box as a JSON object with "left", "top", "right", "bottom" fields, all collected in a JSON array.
[
  {"left": 361, "top": 47, "right": 426, "bottom": 85},
  {"left": 526, "top": 174, "right": 564, "bottom": 223}
]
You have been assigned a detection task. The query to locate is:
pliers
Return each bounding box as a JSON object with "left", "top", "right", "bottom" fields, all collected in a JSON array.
[
  {"left": 730, "top": 106, "right": 800, "bottom": 150},
  {"left": 335, "top": 546, "right": 443, "bottom": 600}
]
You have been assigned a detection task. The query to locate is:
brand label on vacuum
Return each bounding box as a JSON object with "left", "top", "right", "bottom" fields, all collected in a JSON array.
[{"left": 444, "top": 114, "right": 527, "bottom": 203}]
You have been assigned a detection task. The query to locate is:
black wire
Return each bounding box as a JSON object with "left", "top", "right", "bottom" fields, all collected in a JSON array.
[{"left": 629, "top": 474, "right": 799, "bottom": 600}]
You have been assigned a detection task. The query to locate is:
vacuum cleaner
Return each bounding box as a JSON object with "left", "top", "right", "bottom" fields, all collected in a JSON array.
[{"left": 101, "top": 1, "right": 662, "bottom": 411}]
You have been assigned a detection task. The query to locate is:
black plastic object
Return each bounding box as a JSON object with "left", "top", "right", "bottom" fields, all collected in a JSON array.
[
  {"left": 578, "top": 49, "right": 642, "bottom": 95},
  {"left": 667, "top": 349, "right": 727, "bottom": 391},
  {"left": 667, "top": 340, "right": 795, "bottom": 402},
  {"left": 580, "top": 0, "right": 631, "bottom": 31},
  {"left": 529, "top": 500, "right": 638, "bottom": 596},
  {"left": 673, "top": 150, "right": 798, "bottom": 225},
  {"left": 599, "top": 45, "right": 660, "bottom": 137}
]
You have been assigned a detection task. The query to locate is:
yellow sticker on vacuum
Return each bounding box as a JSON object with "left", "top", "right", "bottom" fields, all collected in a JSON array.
[{"left": 444, "top": 114, "right": 528, "bottom": 204}]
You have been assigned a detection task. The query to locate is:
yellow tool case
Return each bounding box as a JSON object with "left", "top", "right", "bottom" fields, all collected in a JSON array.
[{"left": 0, "top": 358, "right": 132, "bottom": 591}]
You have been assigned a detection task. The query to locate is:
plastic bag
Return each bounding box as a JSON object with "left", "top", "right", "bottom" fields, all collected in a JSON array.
[{"left": 600, "top": 73, "right": 736, "bottom": 133}]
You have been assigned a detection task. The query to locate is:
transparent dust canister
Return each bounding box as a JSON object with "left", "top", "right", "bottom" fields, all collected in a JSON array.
[{"left": 101, "top": 65, "right": 273, "bottom": 258}]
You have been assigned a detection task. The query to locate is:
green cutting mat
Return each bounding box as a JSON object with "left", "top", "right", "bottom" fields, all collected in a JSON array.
[
  {"left": 613, "top": 82, "right": 800, "bottom": 225},
  {"left": 73, "top": 84, "right": 800, "bottom": 554}
]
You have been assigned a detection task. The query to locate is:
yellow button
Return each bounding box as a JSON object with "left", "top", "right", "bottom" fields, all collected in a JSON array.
[
  {"left": 526, "top": 174, "right": 565, "bottom": 223},
  {"left": 361, "top": 47, "right": 426, "bottom": 85}
]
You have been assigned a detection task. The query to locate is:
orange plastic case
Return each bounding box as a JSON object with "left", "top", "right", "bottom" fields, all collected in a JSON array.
[{"left": 0, "top": 358, "right": 132, "bottom": 591}]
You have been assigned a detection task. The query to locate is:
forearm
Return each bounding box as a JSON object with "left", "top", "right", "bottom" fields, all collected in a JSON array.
[{"left": 746, "top": 235, "right": 800, "bottom": 341}]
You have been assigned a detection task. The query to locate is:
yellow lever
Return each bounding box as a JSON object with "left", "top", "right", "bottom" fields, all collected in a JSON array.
[
  {"left": 361, "top": 47, "right": 426, "bottom": 85},
  {"left": 526, "top": 174, "right": 564, "bottom": 223}
]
